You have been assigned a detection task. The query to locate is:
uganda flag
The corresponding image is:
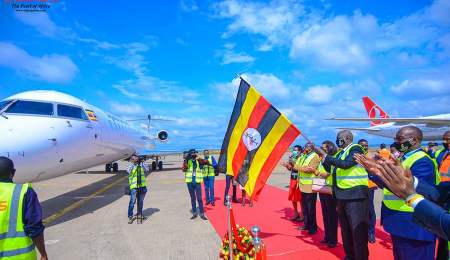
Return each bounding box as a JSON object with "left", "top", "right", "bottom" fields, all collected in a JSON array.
[{"left": 218, "top": 78, "right": 300, "bottom": 201}]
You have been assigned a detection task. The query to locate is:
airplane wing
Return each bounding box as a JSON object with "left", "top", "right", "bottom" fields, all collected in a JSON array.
[
  {"left": 336, "top": 127, "right": 381, "bottom": 131},
  {"left": 328, "top": 118, "right": 450, "bottom": 125}
]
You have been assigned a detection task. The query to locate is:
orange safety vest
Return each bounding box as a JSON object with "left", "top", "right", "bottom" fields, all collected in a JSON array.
[{"left": 439, "top": 152, "right": 450, "bottom": 182}]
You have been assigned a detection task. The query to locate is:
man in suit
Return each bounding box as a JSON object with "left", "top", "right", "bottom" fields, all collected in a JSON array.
[
  {"left": 315, "top": 130, "right": 369, "bottom": 260},
  {"left": 356, "top": 156, "right": 449, "bottom": 250},
  {"left": 355, "top": 126, "right": 439, "bottom": 260}
]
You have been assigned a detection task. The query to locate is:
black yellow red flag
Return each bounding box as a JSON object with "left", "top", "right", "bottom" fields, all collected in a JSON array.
[{"left": 218, "top": 78, "right": 300, "bottom": 200}]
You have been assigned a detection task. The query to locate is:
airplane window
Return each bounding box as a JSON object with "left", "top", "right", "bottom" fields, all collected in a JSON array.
[
  {"left": 6, "top": 100, "right": 54, "bottom": 115},
  {"left": 57, "top": 104, "right": 88, "bottom": 120},
  {"left": 0, "top": 100, "right": 13, "bottom": 110}
]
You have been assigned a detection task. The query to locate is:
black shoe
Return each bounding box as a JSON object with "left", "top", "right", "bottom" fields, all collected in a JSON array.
[
  {"left": 298, "top": 226, "right": 308, "bottom": 231},
  {"left": 320, "top": 239, "right": 328, "bottom": 244},
  {"left": 200, "top": 214, "right": 208, "bottom": 220},
  {"left": 223, "top": 201, "right": 227, "bottom": 206},
  {"left": 206, "top": 201, "right": 210, "bottom": 206},
  {"left": 369, "top": 234, "right": 376, "bottom": 244},
  {"left": 211, "top": 202, "right": 215, "bottom": 206},
  {"left": 327, "top": 243, "right": 337, "bottom": 248},
  {"left": 128, "top": 217, "right": 134, "bottom": 224},
  {"left": 190, "top": 214, "right": 198, "bottom": 220},
  {"left": 232, "top": 199, "right": 238, "bottom": 203},
  {"left": 308, "top": 230, "right": 317, "bottom": 235}
]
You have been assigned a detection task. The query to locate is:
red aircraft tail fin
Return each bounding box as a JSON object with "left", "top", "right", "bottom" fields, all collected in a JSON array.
[{"left": 362, "top": 96, "right": 390, "bottom": 126}]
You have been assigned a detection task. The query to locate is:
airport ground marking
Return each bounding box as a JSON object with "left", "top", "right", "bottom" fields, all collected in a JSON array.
[{"left": 43, "top": 175, "right": 127, "bottom": 225}]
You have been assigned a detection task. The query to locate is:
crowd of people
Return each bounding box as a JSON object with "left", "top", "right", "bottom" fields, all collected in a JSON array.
[
  {"left": 280, "top": 127, "right": 449, "bottom": 260},
  {"left": 1, "top": 126, "right": 448, "bottom": 260}
]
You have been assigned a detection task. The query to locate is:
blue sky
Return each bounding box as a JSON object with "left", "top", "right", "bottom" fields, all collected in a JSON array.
[{"left": 0, "top": 0, "right": 449, "bottom": 151}]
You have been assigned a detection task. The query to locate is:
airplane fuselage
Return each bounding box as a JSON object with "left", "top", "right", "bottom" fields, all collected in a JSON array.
[
  {"left": 0, "top": 91, "right": 146, "bottom": 183},
  {"left": 365, "top": 114, "right": 450, "bottom": 141}
]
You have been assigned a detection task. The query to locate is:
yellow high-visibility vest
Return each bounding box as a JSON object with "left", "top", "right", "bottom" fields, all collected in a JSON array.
[
  {"left": 129, "top": 165, "right": 147, "bottom": 189},
  {"left": 185, "top": 159, "right": 203, "bottom": 183},
  {"left": 298, "top": 152, "right": 319, "bottom": 185},
  {"left": 0, "top": 183, "right": 37, "bottom": 260},
  {"left": 202, "top": 157, "right": 215, "bottom": 177},
  {"left": 335, "top": 144, "right": 368, "bottom": 189},
  {"left": 383, "top": 150, "right": 439, "bottom": 212}
]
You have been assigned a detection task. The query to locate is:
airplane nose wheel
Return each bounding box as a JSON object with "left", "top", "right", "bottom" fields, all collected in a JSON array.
[
  {"left": 106, "top": 163, "right": 112, "bottom": 173},
  {"left": 112, "top": 163, "right": 119, "bottom": 172}
]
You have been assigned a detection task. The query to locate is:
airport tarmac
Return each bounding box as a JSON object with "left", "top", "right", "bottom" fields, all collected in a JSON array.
[{"left": 33, "top": 153, "right": 383, "bottom": 260}]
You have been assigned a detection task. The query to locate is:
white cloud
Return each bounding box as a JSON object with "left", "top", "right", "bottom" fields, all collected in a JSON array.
[
  {"left": 220, "top": 43, "right": 255, "bottom": 65},
  {"left": 290, "top": 12, "right": 374, "bottom": 73},
  {"left": 0, "top": 42, "right": 78, "bottom": 83},
  {"left": 78, "top": 38, "right": 120, "bottom": 50},
  {"left": 391, "top": 78, "right": 449, "bottom": 97},
  {"left": 214, "top": 73, "right": 291, "bottom": 100},
  {"left": 110, "top": 102, "right": 145, "bottom": 115},
  {"left": 304, "top": 85, "right": 334, "bottom": 104},
  {"left": 426, "top": 0, "right": 450, "bottom": 25},
  {"left": 214, "top": 0, "right": 304, "bottom": 46},
  {"left": 180, "top": 0, "right": 199, "bottom": 12},
  {"left": 106, "top": 42, "right": 199, "bottom": 104},
  {"left": 14, "top": 12, "right": 74, "bottom": 39}
]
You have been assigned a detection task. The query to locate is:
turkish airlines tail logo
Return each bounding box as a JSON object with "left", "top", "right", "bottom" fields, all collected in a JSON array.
[{"left": 362, "top": 96, "right": 389, "bottom": 126}]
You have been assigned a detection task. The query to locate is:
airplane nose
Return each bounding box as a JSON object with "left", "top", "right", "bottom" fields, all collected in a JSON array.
[{"left": 0, "top": 118, "right": 57, "bottom": 182}]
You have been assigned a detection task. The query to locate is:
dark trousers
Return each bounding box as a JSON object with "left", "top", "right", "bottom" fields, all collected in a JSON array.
[
  {"left": 319, "top": 193, "right": 338, "bottom": 244},
  {"left": 436, "top": 237, "right": 448, "bottom": 260},
  {"left": 203, "top": 176, "right": 215, "bottom": 203},
  {"left": 391, "top": 235, "right": 435, "bottom": 260},
  {"left": 301, "top": 192, "right": 317, "bottom": 233},
  {"left": 187, "top": 182, "right": 204, "bottom": 215},
  {"left": 337, "top": 198, "right": 369, "bottom": 260},
  {"left": 224, "top": 175, "right": 237, "bottom": 201},
  {"left": 368, "top": 189, "right": 376, "bottom": 237}
]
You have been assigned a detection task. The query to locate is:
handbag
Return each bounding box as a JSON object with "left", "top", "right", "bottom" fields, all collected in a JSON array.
[{"left": 312, "top": 178, "right": 332, "bottom": 195}]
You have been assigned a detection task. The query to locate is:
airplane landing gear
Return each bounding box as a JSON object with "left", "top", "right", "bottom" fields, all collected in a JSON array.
[
  {"left": 151, "top": 161, "right": 157, "bottom": 171},
  {"left": 158, "top": 161, "right": 163, "bottom": 170},
  {"left": 112, "top": 162, "right": 119, "bottom": 172},
  {"left": 106, "top": 163, "right": 112, "bottom": 172}
]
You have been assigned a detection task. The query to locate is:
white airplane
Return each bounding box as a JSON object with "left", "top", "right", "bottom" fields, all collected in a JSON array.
[
  {"left": 329, "top": 96, "right": 450, "bottom": 141},
  {"left": 0, "top": 90, "right": 168, "bottom": 183}
]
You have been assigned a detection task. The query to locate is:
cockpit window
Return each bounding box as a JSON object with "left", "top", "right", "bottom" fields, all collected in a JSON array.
[
  {"left": 0, "top": 100, "right": 13, "bottom": 111},
  {"left": 57, "top": 104, "right": 88, "bottom": 120},
  {"left": 5, "top": 100, "right": 54, "bottom": 115}
]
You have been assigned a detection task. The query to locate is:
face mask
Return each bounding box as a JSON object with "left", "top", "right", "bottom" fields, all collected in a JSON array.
[
  {"left": 393, "top": 140, "right": 412, "bottom": 153},
  {"left": 392, "top": 151, "right": 401, "bottom": 158},
  {"left": 444, "top": 143, "right": 449, "bottom": 150},
  {"left": 336, "top": 138, "right": 345, "bottom": 148}
]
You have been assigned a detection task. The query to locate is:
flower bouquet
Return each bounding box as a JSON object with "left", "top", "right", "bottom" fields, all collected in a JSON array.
[{"left": 219, "top": 225, "right": 256, "bottom": 260}]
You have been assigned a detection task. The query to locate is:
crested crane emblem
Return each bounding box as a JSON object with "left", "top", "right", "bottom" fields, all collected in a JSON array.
[{"left": 242, "top": 128, "right": 261, "bottom": 151}]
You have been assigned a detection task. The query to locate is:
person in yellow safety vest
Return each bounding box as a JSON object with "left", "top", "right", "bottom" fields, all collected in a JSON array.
[
  {"left": 355, "top": 153, "right": 450, "bottom": 260},
  {"left": 127, "top": 155, "right": 148, "bottom": 224},
  {"left": 314, "top": 140, "right": 339, "bottom": 248},
  {"left": 377, "top": 126, "right": 439, "bottom": 260},
  {"left": 201, "top": 150, "right": 217, "bottom": 206},
  {"left": 314, "top": 130, "right": 369, "bottom": 260},
  {"left": 358, "top": 139, "right": 377, "bottom": 244},
  {"left": 432, "top": 130, "right": 450, "bottom": 260},
  {"left": 0, "top": 157, "right": 48, "bottom": 260},
  {"left": 182, "top": 149, "right": 207, "bottom": 220},
  {"left": 294, "top": 142, "right": 320, "bottom": 235}
]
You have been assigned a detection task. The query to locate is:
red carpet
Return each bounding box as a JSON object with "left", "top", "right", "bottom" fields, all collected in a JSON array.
[{"left": 204, "top": 180, "right": 393, "bottom": 259}]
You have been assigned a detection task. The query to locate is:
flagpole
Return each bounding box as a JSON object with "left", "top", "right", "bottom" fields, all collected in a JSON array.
[
  {"left": 226, "top": 195, "right": 234, "bottom": 260},
  {"left": 300, "top": 132, "right": 313, "bottom": 144}
]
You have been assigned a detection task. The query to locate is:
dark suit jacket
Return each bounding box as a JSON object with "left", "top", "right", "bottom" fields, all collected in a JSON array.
[
  {"left": 323, "top": 144, "right": 368, "bottom": 200},
  {"left": 413, "top": 199, "right": 450, "bottom": 241}
]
